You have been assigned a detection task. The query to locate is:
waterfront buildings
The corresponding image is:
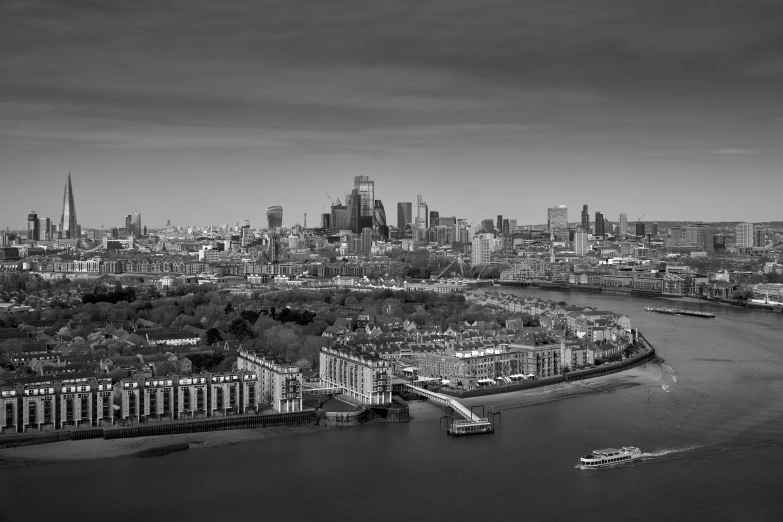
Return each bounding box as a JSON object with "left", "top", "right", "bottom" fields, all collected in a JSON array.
[
  {"left": 547, "top": 205, "right": 568, "bottom": 240},
  {"left": 59, "top": 173, "right": 78, "bottom": 239},
  {"left": 619, "top": 213, "right": 627, "bottom": 236},
  {"left": 236, "top": 349, "right": 302, "bottom": 412},
  {"left": 735, "top": 223, "right": 753, "bottom": 248},
  {"left": 266, "top": 206, "right": 284, "bottom": 231},
  {"left": 319, "top": 347, "right": 392, "bottom": 405}
]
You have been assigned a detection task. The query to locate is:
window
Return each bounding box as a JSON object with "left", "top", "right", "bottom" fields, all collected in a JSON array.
[
  {"left": 43, "top": 401, "right": 52, "bottom": 424},
  {"left": 5, "top": 403, "right": 14, "bottom": 427},
  {"left": 215, "top": 387, "right": 224, "bottom": 410},
  {"left": 28, "top": 402, "right": 36, "bottom": 425},
  {"left": 129, "top": 393, "right": 136, "bottom": 416}
]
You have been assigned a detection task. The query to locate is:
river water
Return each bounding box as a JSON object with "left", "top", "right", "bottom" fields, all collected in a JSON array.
[{"left": 2, "top": 290, "right": 783, "bottom": 521}]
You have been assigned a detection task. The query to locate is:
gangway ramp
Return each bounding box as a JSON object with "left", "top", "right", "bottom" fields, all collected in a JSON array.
[{"left": 404, "top": 383, "right": 481, "bottom": 422}]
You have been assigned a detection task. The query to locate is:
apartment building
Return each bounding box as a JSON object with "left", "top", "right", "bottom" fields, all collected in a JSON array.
[
  {"left": 320, "top": 347, "right": 392, "bottom": 405},
  {"left": 237, "top": 350, "right": 302, "bottom": 412}
]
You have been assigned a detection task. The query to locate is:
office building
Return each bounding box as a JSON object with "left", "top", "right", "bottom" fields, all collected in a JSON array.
[
  {"left": 429, "top": 210, "right": 439, "bottom": 228},
  {"left": 417, "top": 195, "right": 428, "bottom": 228},
  {"left": 354, "top": 176, "right": 375, "bottom": 221},
  {"left": 619, "top": 213, "right": 627, "bottom": 236},
  {"left": 735, "top": 223, "right": 753, "bottom": 248},
  {"left": 581, "top": 205, "right": 590, "bottom": 232},
  {"left": 502, "top": 219, "right": 510, "bottom": 235},
  {"left": 496, "top": 215, "right": 503, "bottom": 232},
  {"left": 373, "top": 200, "right": 388, "bottom": 239},
  {"left": 636, "top": 222, "right": 646, "bottom": 238},
  {"left": 574, "top": 229, "right": 590, "bottom": 255},
  {"left": 361, "top": 227, "right": 373, "bottom": 253},
  {"left": 670, "top": 223, "right": 714, "bottom": 253},
  {"left": 652, "top": 223, "right": 658, "bottom": 236},
  {"left": 332, "top": 199, "right": 349, "bottom": 233},
  {"left": 321, "top": 213, "right": 331, "bottom": 231},
  {"left": 59, "top": 174, "right": 78, "bottom": 239},
  {"left": 509, "top": 219, "right": 518, "bottom": 233},
  {"left": 471, "top": 233, "right": 493, "bottom": 266},
  {"left": 714, "top": 234, "right": 726, "bottom": 250},
  {"left": 131, "top": 212, "right": 142, "bottom": 237},
  {"left": 27, "top": 212, "right": 39, "bottom": 241},
  {"left": 320, "top": 347, "right": 392, "bottom": 405},
  {"left": 481, "top": 219, "right": 495, "bottom": 234},
  {"left": 548, "top": 206, "right": 568, "bottom": 239},
  {"left": 754, "top": 229, "right": 765, "bottom": 248},
  {"left": 397, "top": 202, "right": 413, "bottom": 232},
  {"left": 594, "top": 212, "right": 605, "bottom": 237},
  {"left": 266, "top": 205, "right": 284, "bottom": 230}
]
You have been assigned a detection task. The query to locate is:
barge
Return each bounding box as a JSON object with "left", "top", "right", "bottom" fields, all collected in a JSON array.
[{"left": 644, "top": 307, "right": 715, "bottom": 318}]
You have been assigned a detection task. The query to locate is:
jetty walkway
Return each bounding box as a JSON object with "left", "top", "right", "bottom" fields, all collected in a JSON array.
[{"left": 404, "top": 383, "right": 482, "bottom": 422}]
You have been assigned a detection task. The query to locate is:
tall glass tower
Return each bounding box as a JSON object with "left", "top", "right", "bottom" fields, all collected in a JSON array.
[
  {"left": 266, "top": 205, "right": 284, "bottom": 230},
  {"left": 60, "top": 173, "right": 78, "bottom": 239}
]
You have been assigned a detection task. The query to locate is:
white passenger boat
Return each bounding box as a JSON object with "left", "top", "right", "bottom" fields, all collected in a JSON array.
[{"left": 579, "top": 447, "right": 642, "bottom": 467}]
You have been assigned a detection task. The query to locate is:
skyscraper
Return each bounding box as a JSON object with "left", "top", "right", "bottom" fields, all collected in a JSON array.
[
  {"left": 754, "top": 228, "right": 765, "bottom": 247},
  {"left": 27, "top": 212, "right": 39, "bottom": 241},
  {"left": 635, "top": 222, "right": 646, "bottom": 238},
  {"left": 509, "top": 219, "right": 517, "bottom": 233},
  {"left": 652, "top": 223, "right": 658, "bottom": 236},
  {"left": 332, "top": 198, "right": 349, "bottom": 233},
  {"left": 321, "top": 213, "right": 331, "bottom": 231},
  {"left": 574, "top": 229, "right": 590, "bottom": 255},
  {"left": 594, "top": 211, "right": 605, "bottom": 236},
  {"left": 548, "top": 205, "right": 568, "bottom": 239},
  {"left": 735, "top": 223, "right": 753, "bottom": 248},
  {"left": 502, "top": 219, "right": 510, "bottom": 235},
  {"left": 354, "top": 176, "right": 375, "bottom": 221},
  {"left": 266, "top": 205, "right": 284, "bottom": 230},
  {"left": 429, "top": 211, "right": 439, "bottom": 228},
  {"left": 619, "top": 213, "right": 627, "bottom": 236},
  {"left": 496, "top": 215, "right": 503, "bottom": 232},
  {"left": 60, "top": 173, "right": 78, "bottom": 239},
  {"left": 581, "top": 205, "right": 589, "bottom": 232},
  {"left": 417, "top": 195, "right": 428, "bottom": 228},
  {"left": 131, "top": 212, "right": 142, "bottom": 237},
  {"left": 397, "top": 202, "right": 412, "bottom": 232},
  {"left": 481, "top": 219, "right": 495, "bottom": 234},
  {"left": 373, "top": 200, "right": 388, "bottom": 239}
]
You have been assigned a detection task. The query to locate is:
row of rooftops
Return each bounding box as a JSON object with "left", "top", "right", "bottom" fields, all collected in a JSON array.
[{"left": 117, "top": 370, "right": 258, "bottom": 389}]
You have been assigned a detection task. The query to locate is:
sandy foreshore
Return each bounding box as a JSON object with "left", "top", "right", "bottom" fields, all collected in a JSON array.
[
  {"left": 0, "top": 425, "right": 327, "bottom": 469},
  {"left": 1, "top": 362, "right": 667, "bottom": 468}
]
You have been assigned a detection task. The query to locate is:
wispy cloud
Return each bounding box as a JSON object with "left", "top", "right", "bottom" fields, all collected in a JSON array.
[{"left": 709, "top": 148, "right": 758, "bottom": 155}]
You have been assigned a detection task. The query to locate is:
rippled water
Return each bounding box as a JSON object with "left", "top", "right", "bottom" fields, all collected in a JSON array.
[{"left": 2, "top": 291, "right": 782, "bottom": 521}]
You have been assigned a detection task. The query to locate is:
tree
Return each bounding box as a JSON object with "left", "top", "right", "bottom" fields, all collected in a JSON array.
[{"left": 205, "top": 328, "right": 223, "bottom": 345}]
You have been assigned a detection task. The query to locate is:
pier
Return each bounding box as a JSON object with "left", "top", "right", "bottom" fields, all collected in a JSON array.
[{"left": 404, "top": 383, "right": 496, "bottom": 435}]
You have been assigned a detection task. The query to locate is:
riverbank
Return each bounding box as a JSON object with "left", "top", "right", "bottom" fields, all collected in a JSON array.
[{"left": 0, "top": 424, "right": 328, "bottom": 469}]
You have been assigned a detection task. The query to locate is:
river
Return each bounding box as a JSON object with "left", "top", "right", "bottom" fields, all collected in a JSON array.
[{"left": 2, "top": 290, "right": 782, "bottom": 521}]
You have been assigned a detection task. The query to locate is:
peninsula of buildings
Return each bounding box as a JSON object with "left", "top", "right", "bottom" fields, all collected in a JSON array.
[{"left": 0, "top": 173, "right": 781, "bottom": 441}]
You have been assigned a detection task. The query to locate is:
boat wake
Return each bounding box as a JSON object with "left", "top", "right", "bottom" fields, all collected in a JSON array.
[{"left": 641, "top": 444, "right": 705, "bottom": 459}]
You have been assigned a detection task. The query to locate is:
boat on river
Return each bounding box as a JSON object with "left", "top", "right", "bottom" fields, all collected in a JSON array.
[
  {"left": 579, "top": 447, "right": 642, "bottom": 468},
  {"left": 644, "top": 307, "right": 715, "bottom": 318}
]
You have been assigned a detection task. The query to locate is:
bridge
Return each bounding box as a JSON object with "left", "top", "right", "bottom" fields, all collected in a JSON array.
[
  {"left": 404, "top": 383, "right": 482, "bottom": 422},
  {"left": 301, "top": 386, "right": 344, "bottom": 396}
]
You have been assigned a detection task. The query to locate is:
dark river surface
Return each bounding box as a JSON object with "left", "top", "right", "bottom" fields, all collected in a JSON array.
[{"left": 2, "top": 290, "right": 783, "bottom": 521}]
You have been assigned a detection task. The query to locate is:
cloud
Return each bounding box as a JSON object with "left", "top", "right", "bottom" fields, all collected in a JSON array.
[{"left": 709, "top": 148, "right": 758, "bottom": 155}]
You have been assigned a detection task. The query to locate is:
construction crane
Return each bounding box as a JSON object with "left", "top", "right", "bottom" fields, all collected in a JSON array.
[
  {"left": 325, "top": 192, "right": 334, "bottom": 206},
  {"left": 636, "top": 213, "right": 646, "bottom": 223}
]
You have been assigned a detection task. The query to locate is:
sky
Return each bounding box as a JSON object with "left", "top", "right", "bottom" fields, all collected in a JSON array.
[{"left": 1, "top": 0, "right": 783, "bottom": 230}]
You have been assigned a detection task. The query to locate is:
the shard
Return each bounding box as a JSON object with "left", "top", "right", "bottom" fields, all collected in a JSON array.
[{"left": 60, "top": 173, "right": 77, "bottom": 239}]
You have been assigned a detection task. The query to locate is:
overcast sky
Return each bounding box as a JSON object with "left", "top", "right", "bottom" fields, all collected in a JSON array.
[{"left": 2, "top": 0, "right": 782, "bottom": 230}]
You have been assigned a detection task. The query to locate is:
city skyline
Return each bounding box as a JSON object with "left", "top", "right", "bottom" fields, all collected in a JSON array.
[{"left": 2, "top": 1, "right": 783, "bottom": 227}]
